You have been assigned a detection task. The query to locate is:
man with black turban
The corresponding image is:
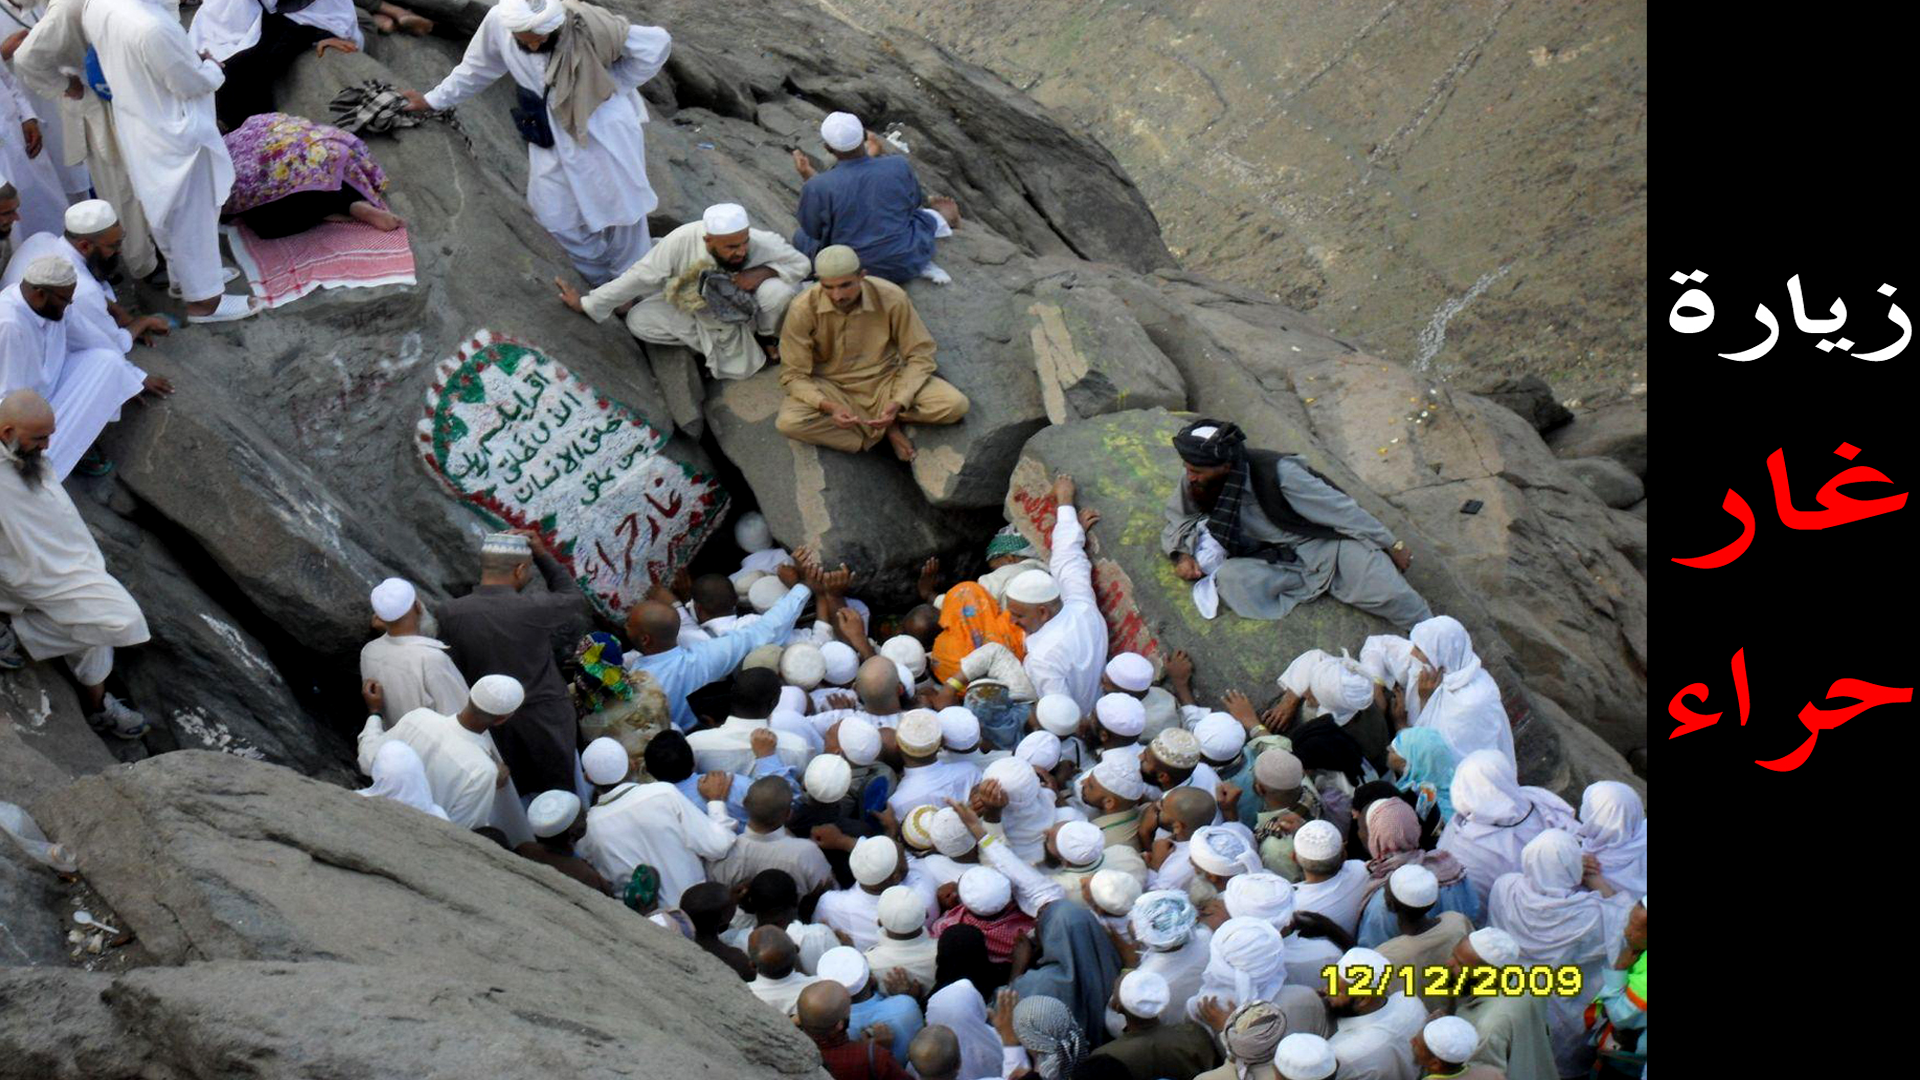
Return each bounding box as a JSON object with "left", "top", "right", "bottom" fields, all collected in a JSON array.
[{"left": 1161, "top": 420, "right": 1431, "bottom": 630}]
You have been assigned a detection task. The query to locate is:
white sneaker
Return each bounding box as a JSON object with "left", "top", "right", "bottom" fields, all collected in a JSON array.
[
  {"left": 88, "top": 693, "right": 150, "bottom": 739},
  {"left": 920, "top": 262, "right": 952, "bottom": 285}
]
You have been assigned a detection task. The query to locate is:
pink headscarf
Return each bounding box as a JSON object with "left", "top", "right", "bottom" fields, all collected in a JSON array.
[{"left": 1360, "top": 798, "right": 1465, "bottom": 905}]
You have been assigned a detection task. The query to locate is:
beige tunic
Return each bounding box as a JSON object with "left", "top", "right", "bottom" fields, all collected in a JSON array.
[{"left": 775, "top": 276, "right": 967, "bottom": 452}]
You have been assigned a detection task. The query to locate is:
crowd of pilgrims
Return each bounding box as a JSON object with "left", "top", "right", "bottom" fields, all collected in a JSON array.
[{"left": 352, "top": 472, "right": 1648, "bottom": 1080}]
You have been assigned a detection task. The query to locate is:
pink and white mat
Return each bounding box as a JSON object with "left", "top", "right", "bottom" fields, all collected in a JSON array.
[{"left": 224, "top": 220, "right": 417, "bottom": 309}]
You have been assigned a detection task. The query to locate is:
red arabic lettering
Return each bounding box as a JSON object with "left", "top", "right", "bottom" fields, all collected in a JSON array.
[
  {"left": 1674, "top": 442, "right": 1907, "bottom": 568},
  {"left": 1671, "top": 646, "right": 1910, "bottom": 770}
]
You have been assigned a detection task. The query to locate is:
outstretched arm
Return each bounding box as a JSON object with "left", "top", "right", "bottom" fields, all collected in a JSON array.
[{"left": 422, "top": 16, "right": 508, "bottom": 109}]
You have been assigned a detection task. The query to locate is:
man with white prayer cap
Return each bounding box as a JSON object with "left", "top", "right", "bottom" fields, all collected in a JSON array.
[
  {"left": 0, "top": 390, "right": 150, "bottom": 735},
  {"left": 360, "top": 576, "right": 471, "bottom": 722},
  {"left": 938, "top": 705, "right": 998, "bottom": 768},
  {"left": 1325, "top": 945, "right": 1425, "bottom": 1080},
  {"left": 0, "top": 255, "right": 158, "bottom": 479},
  {"left": 1032, "top": 692, "right": 1090, "bottom": 772},
  {"left": 819, "top": 640, "right": 861, "bottom": 690},
  {"left": 1046, "top": 816, "right": 1148, "bottom": 913},
  {"left": 1124, "top": 889, "right": 1212, "bottom": 1025},
  {"left": 1290, "top": 818, "right": 1372, "bottom": 934},
  {"left": 999, "top": 475, "right": 1107, "bottom": 713},
  {"left": 5, "top": 199, "right": 168, "bottom": 356},
  {"left": 746, "top": 575, "right": 789, "bottom": 615},
  {"left": 358, "top": 673, "right": 535, "bottom": 844},
  {"left": 887, "top": 708, "right": 983, "bottom": 821},
  {"left": 864, "top": 883, "right": 938, "bottom": 989},
  {"left": 1085, "top": 868, "right": 1141, "bottom": 931},
  {"left": 1187, "top": 825, "right": 1261, "bottom": 891},
  {"left": 1102, "top": 652, "right": 1154, "bottom": 695},
  {"left": 406, "top": 0, "right": 669, "bottom": 284},
  {"left": 1413, "top": 1016, "right": 1492, "bottom": 1080},
  {"left": 1088, "top": 967, "right": 1223, "bottom": 1077},
  {"left": 923, "top": 806, "right": 980, "bottom": 876},
  {"left": 1375, "top": 864, "right": 1473, "bottom": 1010},
  {"left": 819, "top": 943, "right": 926, "bottom": 1063},
  {"left": 1442, "top": 927, "right": 1554, "bottom": 1080},
  {"left": 575, "top": 730, "right": 739, "bottom": 907},
  {"left": 790, "top": 109, "right": 958, "bottom": 286},
  {"left": 805, "top": 752, "right": 853, "bottom": 805},
  {"left": 1094, "top": 692, "right": 1147, "bottom": 748},
  {"left": 881, "top": 634, "right": 928, "bottom": 681},
  {"left": 1220, "top": 870, "right": 1340, "bottom": 993},
  {"left": 816, "top": 835, "right": 939, "bottom": 950},
  {"left": 1248, "top": 746, "right": 1323, "bottom": 882},
  {"left": 932, "top": 865, "right": 1033, "bottom": 965},
  {"left": 978, "top": 755, "right": 1053, "bottom": 862},
  {"left": 1194, "top": 713, "right": 1248, "bottom": 768},
  {"left": 780, "top": 641, "right": 827, "bottom": 689},
  {"left": 512, "top": 789, "right": 609, "bottom": 893},
  {"left": 1078, "top": 750, "right": 1148, "bottom": 850},
  {"left": 1016, "top": 730, "right": 1062, "bottom": 771},
  {"left": 1274, "top": 1033, "right": 1339, "bottom": 1080},
  {"left": 1140, "top": 726, "right": 1224, "bottom": 809}
]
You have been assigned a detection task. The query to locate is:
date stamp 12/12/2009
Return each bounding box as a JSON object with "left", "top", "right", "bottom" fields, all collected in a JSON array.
[{"left": 1323, "top": 964, "right": 1585, "bottom": 998}]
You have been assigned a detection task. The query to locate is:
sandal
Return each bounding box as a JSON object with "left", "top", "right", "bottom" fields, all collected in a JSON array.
[
  {"left": 187, "top": 293, "right": 261, "bottom": 324},
  {"left": 168, "top": 266, "right": 242, "bottom": 299}
]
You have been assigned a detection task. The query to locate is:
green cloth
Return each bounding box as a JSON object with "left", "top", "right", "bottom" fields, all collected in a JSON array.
[{"left": 1626, "top": 950, "right": 1646, "bottom": 1004}]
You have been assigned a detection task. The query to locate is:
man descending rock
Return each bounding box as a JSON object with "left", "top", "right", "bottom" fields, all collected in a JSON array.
[
  {"left": 404, "top": 0, "right": 670, "bottom": 285},
  {"left": 357, "top": 671, "right": 535, "bottom": 842},
  {"left": 556, "top": 202, "right": 810, "bottom": 380},
  {"left": 82, "top": 0, "right": 258, "bottom": 323},
  {"left": 0, "top": 389, "right": 150, "bottom": 736},
  {"left": 791, "top": 111, "right": 958, "bottom": 287},
  {"left": 1163, "top": 419, "right": 1432, "bottom": 631},
  {"left": 359, "top": 576, "right": 468, "bottom": 720},
  {"left": 776, "top": 245, "right": 968, "bottom": 462},
  {"left": 0, "top": 255, "right": 160, "bottom": 479}
]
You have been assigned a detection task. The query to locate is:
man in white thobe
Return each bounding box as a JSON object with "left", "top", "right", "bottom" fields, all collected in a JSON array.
[
  {"left": 1, "top": 0, "right": 90, "bottom": 199},
  {"left": 356, "top": 672, "right": 535, "bottom": 844},
  {"left": 576, "top": 767, "right": 736, "bottom": 907},
  {"left": 82, "top": 0, "right": 254, "bottom": 321},
  {"left": 1004, "top": 473, "right": 1109, "bottom": 716},
  {"left": 556, "top": 202, "right": 812, "bottom": 381},
  {"left": 0, "top": 389, "right": 150, "bottom": 736},
  {"left": 0, "top": 256, "right": 152, "bottom": 479},
  {"left": 403, "top": 0, "right": 670, "bottom": 285},
  {"left": 358, "top": 576, "right": 469, "bottom": 721},
  {"left": 10, "top": 0, "right": 159, "bottom": 278},
  {"left": 2, "top": 201, "right": 170, "bottom": 356},
  {"left": 187, "top": 0, "right": 362, "bottom": 128},
  {"left": 0, "top": 58, "right": 68, "bottom": 241},
  {"left": 885, "top": 709, "right": 982, "bottom": 822}
]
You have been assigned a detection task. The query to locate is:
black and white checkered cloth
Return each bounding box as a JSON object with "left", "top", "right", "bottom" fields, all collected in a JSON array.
[{"left": 330, "top": 79, "right": 475, "bottom": 157}]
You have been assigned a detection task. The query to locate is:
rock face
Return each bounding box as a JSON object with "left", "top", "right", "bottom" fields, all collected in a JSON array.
[{"left": 1, "top": 752, "right": 825, "bottom": 1079}]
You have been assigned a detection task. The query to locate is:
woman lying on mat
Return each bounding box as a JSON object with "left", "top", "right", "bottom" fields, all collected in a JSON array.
[{"left": 221, "top": 112, "right": 405, "bottom": 239}]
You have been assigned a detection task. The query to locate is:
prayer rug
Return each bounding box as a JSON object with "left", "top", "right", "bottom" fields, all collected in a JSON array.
[
  {"left": 224, "top": 220, "right": 417, "bottom": 309},
  {"left": 417, "top": 330, "right": 728, "bottom": 623}
]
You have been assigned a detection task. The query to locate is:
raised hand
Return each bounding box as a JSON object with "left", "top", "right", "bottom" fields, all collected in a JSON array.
[{"left": 916, "top": 556, "right": 942, "bottom": 603}]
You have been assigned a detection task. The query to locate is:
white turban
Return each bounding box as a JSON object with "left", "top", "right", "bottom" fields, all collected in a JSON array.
[
  {"left": 1338, "top": 947, "right": 1390, "bottom": 988},
  {"left": 701, "top": 202, "right": 750, "bottom": 235},
  {"left": 496, "top": 0, "right": 562, "bottom": 34},
  {"left": 468, "top": 674, "right": 525, "bottom": 715},
  {"left": 1359, "top": 635, "right": 1416, "bottom": 688},
  {"left": 837, "top": 717, "right": 881, "bottom": 765},
  {"left": 1194, "top": 713, "right": 1246, "bottom": 763},
  {"left": 64, "top": 198, "right": 118, "bottom": 235},
  {"left": 817, "top": 945, "right": 871, "bottom": 995},
  {"left": 1088, "top": 868, "right": 1141, "bottom": 916},
  {"left": 1117, "top": 969, "right": 1169, "bottom": 1019},
  {"left": 849, "top": 836, "right": 899, "bottom": 886},
  {"left": 780, "top": 643, "right": 826, "bottom": 689},
  {"left": 805, "top": 754, "right": 853, "bottom": 802},
  {"left": 819, "top": 111, "right": 865, "bottom": 152},
  {"left": 733, "top": 510, "right": 773, "bottom": 553},
  {"left": 1205, "top": 916, "right": 1286, "bottom": 1004},
  {"left": 1035, "top": 694, "right": 1081, "bottom": 737},
  {"left": 1188, "top": 826, "right": 1257, "bottom": 878},
  {"left": 1291, "top": 819, "right": 1342, "bottom": 863},
  {"left": 901, "top": 804, "right": 939, "bottom": 850},
  {"left": 958, "top": 866, "right": 1012, "bottom": 916},
  {"left": 581, "top": 737, "right": 629, "bottom": 786},
  {"left": 1054, "top": 820, "right": 1104, "bottom": 868},
  {"left": 527, "top": 790, "right": 580, "bottom": 837},
  {"left": 369, "top": 577, "right": 416, "bottom": 621},
  {"left": 1274, "top": 1033, "right": 1337, "bottom": 1080},
  {"left": 877, "top": 885, "right": 926, "bottom": 935},
  {"left": 1129, "top": 890, "right": 1198, "bottom": 949},
  {"left": 1004, "top": 569, "right": 1060, "bottom": 605},
  {"left": 1277, "top": 648, "right": 1332, "bottom": 698},
  {"left": 821, "top": 641, "right": 860, "bottom": 685},
  {"left": 747, "top": 576, "right": 786, "bottom": 614},
  {"left": 896, "top": 709, "right": 944, "bottom": 756},
  {"left": 1104, "top": 653, "right": 1153, "bottom": 692},
  {"left": 1088, "top": 752, "right": 1146, "bottom": 802},
  {"left": 929, "top": 807, "right": 976, "bottom": 857},
  {"left": 1095, "top": 693, "right": 1145, "bottom": 737},
  {"left": 1254, "top": 747, "right": 1305, "bottom": 790},
  {"left": 1148, "top": 726, "right": 1201, "bottom": 770},
  {"left": 23, "top": 255, "right": 76, "bottom": 288},
  {"left": 1388, "top": 863, "right": 1439, "bottom": 907},
  {"left": 1468, "top": 927, "right": 1521, "bottom": 967},
  {"left": 1016, "top": 730, "right": 1061, "bottom": 770},
  {"left": 1423, "top": 1016, "right": 1479, "bottom": 1064},
  {"left": 939, "top": 707, "right": 981, "bottom": 751},
  {"left": 1308, "top": 656, "right": 1374, "bottom": 725},
  {"left": 1222, "top": 871, "right": 1293, "bottom": 931},
  {"left": 983, "top": 756, "right": 1039, "bottom": 805},
  {"left": 881, "top": 635, "right": 928, "bottom": 678},
  {"left": 778, "top": 685, "right": 808, "bottom": 715}
]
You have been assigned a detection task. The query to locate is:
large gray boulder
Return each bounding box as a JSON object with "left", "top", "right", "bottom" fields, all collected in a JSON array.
[{"left": 2, "top": 752, "right": 825, "bottom": 1078}]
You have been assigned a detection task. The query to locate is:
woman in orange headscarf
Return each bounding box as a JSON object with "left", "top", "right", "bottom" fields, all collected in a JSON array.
[{"left": 929, "top": 581, "right": 1024, "bottom": 685}]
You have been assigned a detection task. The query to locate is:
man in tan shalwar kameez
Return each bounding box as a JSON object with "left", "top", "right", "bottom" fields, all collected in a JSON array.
[{"left": 775, "top": 245, "right": 967, "bottom": 462}]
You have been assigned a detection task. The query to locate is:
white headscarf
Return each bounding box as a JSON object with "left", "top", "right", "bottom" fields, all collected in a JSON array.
[
  {"left": 1408, "top": 616, "right": 1515, "bottom": 765},
  {"left": 1487, "top": 829, "right": 1633, "bottom": 968},
  {"left": 1439, "top": 750, "right": 1577, "bottom": 907},
  {"left": 1576, "top": 781, "right": 1648, "bottom": 896},
  {"left": 358, "top": 741, "right": 450, "bottom": 820},
  {"left": 496, "top": 0, "right": 564, "bottom": 34},
  {"left": 1194, "top": 916, "right": 1287, "bottom": 1016},
  {"left": 926, "top": 979, "right": 1004, "bottom": 1080}
]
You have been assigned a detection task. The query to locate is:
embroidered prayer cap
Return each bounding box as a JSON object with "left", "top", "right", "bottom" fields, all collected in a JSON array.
[
  {"left": 1016, "top": 730, "right": 1062, "bottom": 770},
  {"left": 23, "top": 255, "right": 76, "bottom": 288},
  {"left": 1291, "top": 819, "right": 1342, "bottom": 863},
  {"left": 1254, "top": 747, "right": 1305, "bottom": 790},
  {"left": 1054, "top": 820, "right": 1104, "bottom": 868},
  {"left": 1171, "top": 419, "right": 1247, "bottom": 467},
  {"left": 1194, "top": 713, "right": 1246, "bottom": 762},
  {"left": 901, "top": 803, "right": 939, "bottom": 850},
  {"left": 369, "top": 577, "right": 416, "bottom": 621},
  {"left": 1388, "top": 863, "right": 1439, "bottom": 907},
  {"left": 1103, "top": 653, "right": 1153, "bottom": 692},
  {"left": 805, "top": 753, "right": 853, "bottom": 802},
  {"left": 747, "top": 576, "right": 786, "bottom": 614},
  {"left": 1337, "top": 946, "right": 1389, "bottom": 987},
  {"left": 929, "top": 806, "right": 977, "bottom": 856},
  {"left": 468, "top": 674, "right": 525, "bottom": 715},
  {"left": 1088, "top": 752, "right": 1146, "bottom": 801},
  {"left": 984, "top": 756, "right": 1039, "bottom": 803},
  {"left": 1128, "top": 889, "right": 1198, "bottom": 949},
  {"left": 1467, "top": 927, "right": 1520, "bottom": 966},
  {"left": 896, "top": 709, "right": 944, "bottom": 756},
  {"left": 701, "top": 202, "right": 750, "bottom": 236},
  {"left": 958, "top": 866, "right": 1012, "bottom": 915},
  {"left": 1423, "top": 1016, "right": 1479, "bottom": 1065},
  {"left": 581, "top": 737, "right": 629, "bottom": 786},
  {"left": 733, "top": 510, "right": 773, "bottom": 552},
  {"left": 64, "top": 199, "right": 117, "bottom": 235},
  {"left": 820, "top": 111, "right": 865, "bottom": 152},
  {"left": 849, "top": 836, "right": 899, "bottom": 886},
  {"left": 1095, "top": 693, "right": 1145, "bottom": 737},
  {"left": 527, "top": 790, "right": 581, "bottom": 837},
  {"left": 1222, "top": 871, "right": 1293, "bottom": 928},
  {"left": 1004, "top": 569, "right": 1060, "bottom": 605},
  {"left": 985, "top": 524, "right": 1038, "bottom": 561},
  {"left": 1187, "top": 825, "right": 1254, "bottom": 878},
  {"left": 780, "top": 642, "right": 827, "bottom": 689},
  {"left": 481, "top": 531, "right": 531, "bottom": 559},
  {"left": 814, "top": 245, "right": 861, "bottom": 279},
  {"left": 1116, "top": 969, "right": 1169, "bottom": 1018},
  {"left": 882, "top": 635, "right": 929, "bottom": 678},
  {"left": 817, "top": 946, "right": 871, "bottom": 995},
  {"left": 837, "top": 717, "right": 882, "bottom": 765},
  {"left": 1035, "top": 694, "right": 1082, "bottom": 737},
  {"left": 1148, "top": 726, "right": 1201, "bottom": 770},
  {"left": 497, "top": 0, "right": 563, "bottom": 33},
  {"left": 1274, "top": 1033, "right": 1337, "bottom": 1080},
  {"left": 1088, "top": 868, "right": 1140, "bottom": 916},
  {"left": 878, "top": 885, "right": 926, "bottom": 934},
  {"left": 821, "top": 641, "right": 860, "bottom": 685}
]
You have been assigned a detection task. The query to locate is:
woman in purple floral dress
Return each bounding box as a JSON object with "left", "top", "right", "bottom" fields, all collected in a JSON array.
[{"left": 221, "top": 112, "right": 405, "bottom": 238}]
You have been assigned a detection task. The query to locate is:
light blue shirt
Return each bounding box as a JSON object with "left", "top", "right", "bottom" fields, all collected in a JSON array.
[
  {"left": 848, "top": 991, "right": 923, "bottom": 1064},
  {"left": 672, "top": 753, "right": 799, "bottom": 827},
  {"left": 1354, "top": 874, "right": 1483, "bottom": 948},
  {"left": 629, "top": 584, "right": 812, "bottom": 730}
]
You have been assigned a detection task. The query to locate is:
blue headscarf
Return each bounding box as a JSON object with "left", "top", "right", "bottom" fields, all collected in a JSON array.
[
  {"left": 1011, "top": 902, "right": 1122, "bottom": 1049},
  {"left": 1391, "top": 727, "right": 1456, "bottom": 823}
]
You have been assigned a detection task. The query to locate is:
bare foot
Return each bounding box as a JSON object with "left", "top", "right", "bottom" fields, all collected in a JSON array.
[
  {"left": 349, "top": 201, "right": 404, "bottom": 231},
  {"left": 396, "top": 12, "right": 434, "bottom": 34},
  {"left": 930, "top": 195, "right": 961, "bottom": 228},
  {"left": 372, "top": 12, "right": 395, "bottom": 31},
  {"left": 885, "top": 424, "right": 916, "bottom": 462},
  {"left": 791, "top": 148, "right": 817, "bottom": 181}
]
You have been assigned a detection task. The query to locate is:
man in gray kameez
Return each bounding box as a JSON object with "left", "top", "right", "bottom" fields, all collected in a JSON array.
[{"left": 1161, "top": 419, "right": 1431, "bottom": 631}]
